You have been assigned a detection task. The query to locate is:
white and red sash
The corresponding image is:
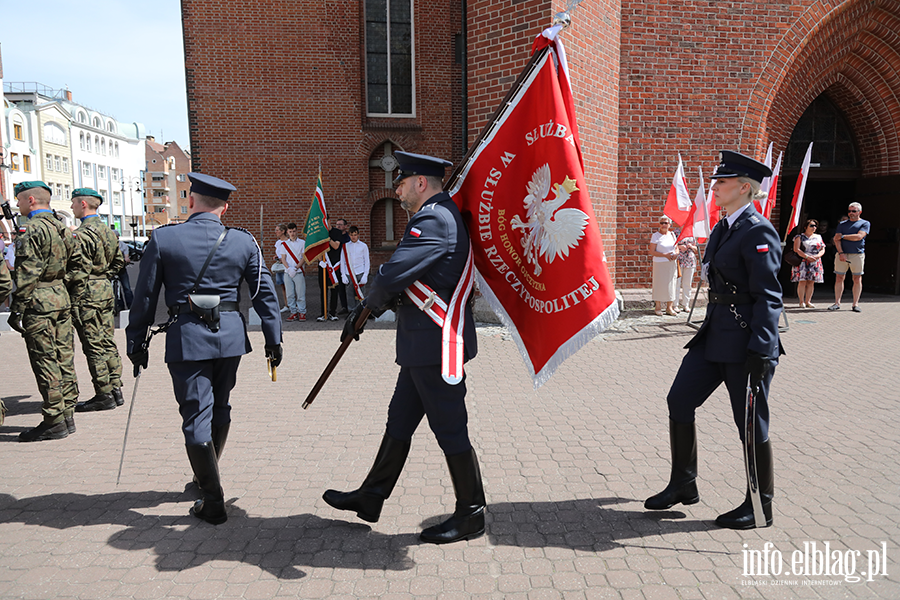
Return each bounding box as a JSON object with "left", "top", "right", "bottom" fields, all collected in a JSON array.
[
  {"left": 281, "top": 240, "right": 301, "bottom": 267},
  {"left": 341, "top": 243, "right": 365, "bottom": 301},
  {"left": 319, "top": 255, "right": 338, "bottom": 285},
  {"left": 403, "top": 241, "right": 475, "bottom": 385}
]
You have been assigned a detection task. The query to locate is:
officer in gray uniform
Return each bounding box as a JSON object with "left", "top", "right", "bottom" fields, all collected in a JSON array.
[
  {"left": 645, "top": 151, "right": 784, "bottom": 529},
  {"left": 126, "top": 173, "right": 283, "bottom": 525},
  {"left": 323, "top": 151, "right": 484, "bottom": 544}
]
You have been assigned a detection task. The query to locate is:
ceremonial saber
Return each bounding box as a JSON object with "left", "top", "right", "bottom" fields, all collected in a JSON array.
[
  {"left": 116, "top": 366, "right": 143, "bottom": 486},
  {"left": 302, "top": 307, "right": 371, "bottom": 409},
  {"left": 744, "top": 374, "right": 766, "bottom": 528}
]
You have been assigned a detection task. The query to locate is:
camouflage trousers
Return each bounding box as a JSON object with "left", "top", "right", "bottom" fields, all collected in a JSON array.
[
  {"left": 22, "top": 308, "right": 79, "bottom": 424},
  {"left": 73, "top": 300, "right": 123, "bottom": 395}
]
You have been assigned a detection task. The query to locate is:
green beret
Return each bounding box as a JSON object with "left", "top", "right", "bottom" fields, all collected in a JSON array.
[
  {"left": 14, "top": 181, "right": 52, "bottom": 196},
  {"left": 72, "top": 188, "right": 104, "bottom": 203}
]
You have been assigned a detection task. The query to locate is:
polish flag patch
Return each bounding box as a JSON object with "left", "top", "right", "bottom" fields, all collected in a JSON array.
[
  {"left": 410, "top": 227, "right": 422, "bottom": 238},
  {"left": 756, "top": 244, "right": 769, "bottom": 253}
]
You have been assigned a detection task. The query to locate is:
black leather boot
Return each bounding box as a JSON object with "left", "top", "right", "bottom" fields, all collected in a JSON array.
[
  {"left": 64, "top": 415, "right": 76, "bottom": 434},
  {"left": 645, "top": 419, "right": 699, "bottom": 510},
  {"left": 112, "top": 388, "right": 124, "bottom": 406},
  {"left": 212, "top": 422, "right": 230, "bottom": 460},
  {"left": 323, "top": 433, "right": 411, "bottom": 523},
  {"left": 18, "top": 420, "right": 69, "bottom": 442},
  {"left": 715, "top": 439, "right": 774, "bottom": 529},
  {"left": 75, "top": 392, "right": 117, "bottom": 412},
  {"left": 420, "top": 447, "right": 486, "bottom": 544},
  {"left": 186, "top": 442, "right": 227, "bottom": 525}
]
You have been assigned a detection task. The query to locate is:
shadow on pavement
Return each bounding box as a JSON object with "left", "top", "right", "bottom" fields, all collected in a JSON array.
[{"left": 0, "top": 492, "right": 720, "bottom": 579}]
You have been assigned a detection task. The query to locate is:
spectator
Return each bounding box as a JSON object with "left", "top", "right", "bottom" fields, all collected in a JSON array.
[
  {"left": 116, "top": 231, "right": 134, "bottom": 309},
  {"left": 271, "top": 223, "right": 289, "bottom": 313},
  {"left": 278, "top": 222, "right": 307, "bottom": 321},
  {"left": 675, "top": 236, "right": 699, "bottom": 312},
  {"left": 342, "top": 225, "right": 370, "bottom": 310},
  {"left": 791, "top": 219, "right": 825, "bottom": 308},
  {"left": 829, "top": 202, "right": 869, "bottom": 312},
  {"left": 650, "top": 215, "right": 678, "bottom": 316}
]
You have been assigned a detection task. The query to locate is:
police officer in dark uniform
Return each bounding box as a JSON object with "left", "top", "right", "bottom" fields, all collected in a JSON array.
[
  {"left": 126, "top": 173, "right": 283, "bottom": 525},
  {"left": 645, "top": 151, "right": 784, "bottom": 529},
  {"left": 322, "top": 151, "right": 484, "bottom": 544}
]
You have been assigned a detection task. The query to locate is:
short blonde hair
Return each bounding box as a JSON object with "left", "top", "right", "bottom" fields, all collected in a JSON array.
[{"left": 737, "top": 177, "right": 768, "bottom": 202}]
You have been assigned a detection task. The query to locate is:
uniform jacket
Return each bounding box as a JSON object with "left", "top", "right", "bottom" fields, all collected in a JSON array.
[
  {"left": 0, "top": 259, "right": 11, "bottom": 303},
  {"left": 686, "top": 204, "right": 784, "bottom": 363},
  {"left": 366, "top": 191, "right": 477, "bottom": 367},
  {"left": 125, "top": 212, "right": 282, "bottom": 363},
  {"left": 10, "top": 211, "right": 81, "bottom": 314},
  {"left": 67, "top": 215, "right": 125, "bottom": 306}
]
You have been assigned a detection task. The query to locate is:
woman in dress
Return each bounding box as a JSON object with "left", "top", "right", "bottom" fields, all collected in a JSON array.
[
  {"left": 650, "top": 215, "right": 679, "bottom": 316},
  {"left": 791, "top": 219, "right": 825, "bottom": 308}
]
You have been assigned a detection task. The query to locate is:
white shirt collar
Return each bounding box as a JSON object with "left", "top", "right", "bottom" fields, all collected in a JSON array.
[{"left": 726, "top": 202, "right": 752, "bottom": 227}]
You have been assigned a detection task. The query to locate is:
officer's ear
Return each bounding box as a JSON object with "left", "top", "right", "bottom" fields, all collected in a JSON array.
[
  {"left": 221, "top": 202, "right": 229, "bottom": 216},
  {"left": 188, "top": 194, "right": 195, "bottom": 210}
]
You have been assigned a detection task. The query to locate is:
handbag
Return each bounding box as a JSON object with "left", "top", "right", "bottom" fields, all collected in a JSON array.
[{"left": 784, "top": 249, "right": 802, "bottom": 267}]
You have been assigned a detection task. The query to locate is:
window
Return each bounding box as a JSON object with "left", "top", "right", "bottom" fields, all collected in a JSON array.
[
  {"left": 43, "top": 122, "right": 67, "bottom": 145},
  {"left": 83, "top": 162, "right": 92, "bottom": 177},
  {"left": 10, "top": 153, "right": 19, "bottom": 171},
  {"left": 64, "top": 185, "right": 70, "bottom": 199},
  {"left": 99, "top": 165, "right": 107, "bottom": 179},
  {"left": 101, "top": 139, "right": 106, "bottom": 155},
  {"left": 176, "top": 174, "right": 186, "bottom": 182},
  {"left": 155, "top": 206, "right": 167, "bottom": 213},
  {"left": 46, "top": 154, "right": 54, "bottom": 171},
  {"left": 181, "top": 206, "right": 188, "bottom": 214},
  {"left": 366, "top": 0, "right": 414, "bottom": 116},
  {"left": 107, "top": 121, "right": 115, "bottom": 133},
  {"left": 55, "top": 183, "right": 63, "bottom": 199},
  {"left": 86, "top": 136, "right": 91, "bottom": 152},
  {"left": 111, "top": 168, "right": 119, "bottom": 182},
  {"left": 114, "top": 142, "right": 119, "bottom": 157},
  {"left": 93, "top": 116, "right": 101, "bottom": 128},
  {"left": 77, "top": 112, "right": 87, "bottom": 124},
  {"left": 54, "top": 155, "right": 61, "bottom": 171},
  {"left": 80, "top": 132, "right": 85, "bottom": 150},
  {"left": 94, "top": 136, "right": 100, "bottom": 154},
  {"left": 13, "top": 123, "right": 23, "bottom": 141},
  {"left": 23, "top": 155, "right": 31, "bottom": 173},
  {"left": 180, "top": 190, "right": 187, "bottom": 198},
  {"left": 62, "top": 157, "right": 69, "bottom": 173},
  {"left": 113, "top": 192, "right": 122, "bottom": 206}
]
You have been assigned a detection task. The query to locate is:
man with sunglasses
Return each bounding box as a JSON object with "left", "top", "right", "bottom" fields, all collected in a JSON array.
[{"left": 829, "top": 202, "right": 869, "bottom": 313}]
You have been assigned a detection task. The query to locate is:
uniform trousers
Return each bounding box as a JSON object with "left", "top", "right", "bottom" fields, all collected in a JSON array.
[
  {"left": 73, "top": 300, "right": 122, "bottom": 394},
  {"left": 386, "top": 366, "right": 471, "bottom": 456},
  {"left": 667, "top": 340, "right": 774, "bottom": 443},
  {"left": 23, "top": 308, "right": 79, "bottom": 423},
  {"left": 168, "top": 356, "right": 241, "bottom": 445}
]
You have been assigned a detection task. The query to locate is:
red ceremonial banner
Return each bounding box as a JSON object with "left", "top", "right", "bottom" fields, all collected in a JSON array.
[{"left": 449, "top": 33, "right": 619, "bottom": 387}]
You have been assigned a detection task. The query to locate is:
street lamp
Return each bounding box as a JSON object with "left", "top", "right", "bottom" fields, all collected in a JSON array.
[{"left": 121, "top": 176, "right": 142, "bottom": 239}]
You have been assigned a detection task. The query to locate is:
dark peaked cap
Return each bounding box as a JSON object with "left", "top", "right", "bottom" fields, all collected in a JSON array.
[
  {"left": 393, "top": 151, "right": 453, "bottom": 185},
  {"left": 188, "top": 173, "right": 236, "bottom": 201},
  {"left": 710, "top": 150, "right": 773, "bottom": 184}
]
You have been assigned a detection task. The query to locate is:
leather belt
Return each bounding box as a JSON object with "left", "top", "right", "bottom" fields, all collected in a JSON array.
[
  {"left": 708, "top": 291, "right": 753, "bottom": 305},
  {"left": 168, "top": 301, "right": 240, "bottom": 317}
]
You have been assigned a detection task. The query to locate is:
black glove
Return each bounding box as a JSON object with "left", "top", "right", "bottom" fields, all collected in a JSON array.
[
  {"left": 341, "top": 303, "right": 367, "bottom": 342},
  {"left": 745, "top": 351, "right": 774, "bottom": 385},
  {"left": 128, "top": 350, "right": 149, "bottom": 377},
  {"left": 7, "top": 312, "right": 24, "bottom": 335},
  {"left": 265, "top": 344, "right": 283, "bottom": 368}
]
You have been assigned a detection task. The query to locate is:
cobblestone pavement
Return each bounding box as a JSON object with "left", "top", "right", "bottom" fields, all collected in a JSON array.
[{"left": 1, "top": 295, "right": 898, "bottom": 599}]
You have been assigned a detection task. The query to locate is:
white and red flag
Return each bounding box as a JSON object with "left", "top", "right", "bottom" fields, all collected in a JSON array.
[
  {"left": 448, "top": 27, "right": 619, "bottom": 387},
  {"left": 663, "top": 154, "right": 692, "bottom": 227},
  {"left": 785, "top": 142, "right": 813, "bottom": 239},
  {"left": 761, "top": 150, "right": 782, "bottom": 220},
  {"left": 676, "top": 167, "right": 711, "bottom": 242},
  {"left": 754, "top": 143, "right": 774, "bottom": 214}
]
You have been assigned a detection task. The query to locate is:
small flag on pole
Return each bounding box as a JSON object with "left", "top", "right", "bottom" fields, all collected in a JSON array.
[
  {"left": 664, "top": 154, "right": 692, "bottom": 227},
  {"left": 785, "top": 143, "right": 813, "bottom": 240},
  {"left": 302, "top": 172, "right": 331, "bottom": 264}
]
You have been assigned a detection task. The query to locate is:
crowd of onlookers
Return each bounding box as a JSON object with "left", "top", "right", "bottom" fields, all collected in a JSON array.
[{"left": 270, "top": 218, "right": 370, "bottom": 322}]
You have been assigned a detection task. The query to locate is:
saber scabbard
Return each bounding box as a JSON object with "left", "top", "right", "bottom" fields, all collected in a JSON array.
[
  {"left": 744, "top": 375, "right": 766, "bottom": 528},
  {"left": 268, "top": 359, "right": 277, "bottom": 382},
  {"left": 116, "top": 367, "right": 142, "bottom": 486},
  {"left": 303, "top": 307, "right": 371, "bottom": 409}
]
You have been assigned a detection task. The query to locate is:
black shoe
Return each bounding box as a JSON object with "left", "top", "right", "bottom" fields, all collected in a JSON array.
[
  {"left": 645, "top": 420, "right": 700, "bottom": 510},
  {"left": 75, "top": 392, "right": 117, "bottom": 412},
  {"left": 186, "top": 442, "right": 227, "bottom": 525},
  {"left": 19, "top": 420, "right": 69, "bottom": 442},
  {"left": 112, "top": 388, "right": 124, "bottom": 406},
  {"left": 64, "top": 415, "right": 76, "bottom": 434},
  {"left": 420, "top": 448, "right": 486, "bottom": 544},
  {"left": 323, "top": 433, "right": 411, "bottom": 523},
  {"left": 715, "top": 439, "right": 774, "bottom": 530}
]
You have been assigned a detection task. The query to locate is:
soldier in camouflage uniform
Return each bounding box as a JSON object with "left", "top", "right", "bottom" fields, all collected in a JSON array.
[
  {"left": 67, "top": 188, "right": 127, "bottom": 412},
  {"left": 8, "top": 181, "right": 83, "bottom": 442},
  {"left": 0, "top": 258, "right": 10, "bottom": 426}
]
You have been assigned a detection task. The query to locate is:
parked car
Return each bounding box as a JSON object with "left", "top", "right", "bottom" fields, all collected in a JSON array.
[{"left": 123, "top": 239, "right": 145, "bottom": 262}]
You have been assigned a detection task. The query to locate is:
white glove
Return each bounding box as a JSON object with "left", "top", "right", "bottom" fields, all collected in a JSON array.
[
  {"left": 360, "top": 276, "right": 368, "bottom": 285},
  {"left": 287, "top": 266, "right": 297, "bottom": 278}
]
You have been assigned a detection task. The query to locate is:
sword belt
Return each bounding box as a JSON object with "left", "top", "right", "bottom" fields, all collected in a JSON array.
[
  {"left": 708, "top": 292, "right": 753, "bottom": 305},
  {"left": 168, "top": 301, "right": 240, "bottom": 317}
]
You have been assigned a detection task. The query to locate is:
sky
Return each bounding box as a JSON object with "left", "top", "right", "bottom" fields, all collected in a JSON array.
[{"left": 1, "top": 0, "right": 189, "bottom": 148}]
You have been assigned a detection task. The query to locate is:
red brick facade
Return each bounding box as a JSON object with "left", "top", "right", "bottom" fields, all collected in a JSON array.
[{"left": 182, "top": 0, "right": 900, "bottom": 292}]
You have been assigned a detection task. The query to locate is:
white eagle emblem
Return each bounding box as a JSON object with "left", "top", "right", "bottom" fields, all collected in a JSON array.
[{"left": 510, "top": 164, "right": 589, "bottom": 276}]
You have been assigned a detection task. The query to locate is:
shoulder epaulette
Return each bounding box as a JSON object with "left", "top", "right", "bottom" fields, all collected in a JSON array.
[
  {"left": 226, "top": 225, "right": 253, "bottom": 236},
  {"left": 749, "top": 215, "right": 760, "bottom": 224}
]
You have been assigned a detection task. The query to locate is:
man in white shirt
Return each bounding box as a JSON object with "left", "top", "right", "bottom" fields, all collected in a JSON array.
[
  {"left": 271, "top": 223, "right": 289, "bottom": 313},
  {"left": 341, "top": 226, "right": 370, "bottom": 310},
  {"left": 277, "top": 222, "right": 307, "bottom": 321}
]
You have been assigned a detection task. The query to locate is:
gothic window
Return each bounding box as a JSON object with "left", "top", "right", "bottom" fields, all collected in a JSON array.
[
  {"left": 787, "top": 95, "right": 858, "bottom": 168},
  {"left": 365, "top": 0, "right": 414, "bottom": 116}
]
